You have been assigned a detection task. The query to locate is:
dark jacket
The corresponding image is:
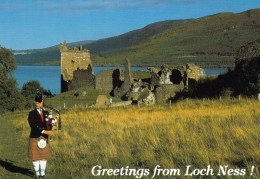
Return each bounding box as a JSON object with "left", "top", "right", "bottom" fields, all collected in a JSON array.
[{"left": 28, "top": 108, "right": 49, "bottom": 138}]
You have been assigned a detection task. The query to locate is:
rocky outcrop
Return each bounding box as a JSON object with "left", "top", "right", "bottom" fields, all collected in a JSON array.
[
  {"left": 128, "top": 88, "right": 156, "bottom": 105},
  {"left": 138, "top": 88, "right": 156, "bottom": 105}
]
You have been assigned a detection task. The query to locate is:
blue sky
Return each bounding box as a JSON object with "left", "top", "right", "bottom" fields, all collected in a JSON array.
[{"left": 0, "top": 0, "right": 259, "bottom": 50}]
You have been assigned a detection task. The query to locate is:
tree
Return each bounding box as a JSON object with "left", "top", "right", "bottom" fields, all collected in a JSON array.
[
  {"left": 21, "top": 80, "right": 45, "bottom": 108},
  {"left": 0, "top": 46, "right": 25, "bottom": 112},
  {"left": 235, "top": 56, "right": 260, "bottom": 96}
]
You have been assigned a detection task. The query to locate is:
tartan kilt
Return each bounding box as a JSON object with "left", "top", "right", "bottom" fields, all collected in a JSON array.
[{"left": 28, "top": 136, "right": 51, "bottom": 160}]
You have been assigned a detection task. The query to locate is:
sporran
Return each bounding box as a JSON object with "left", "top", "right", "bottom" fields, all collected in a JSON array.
[{"left": 37, "top": 138, "right": 47, "bottom": 149}]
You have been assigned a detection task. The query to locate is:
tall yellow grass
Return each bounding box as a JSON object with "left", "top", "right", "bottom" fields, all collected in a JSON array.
[{"left": 14, "top": 98, "right": 260, "bottom": 178}]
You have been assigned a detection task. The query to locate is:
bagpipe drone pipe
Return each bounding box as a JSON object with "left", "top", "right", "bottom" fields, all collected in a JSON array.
[{"left": 43, "top": 103, "right": 61, "bottom": 130}]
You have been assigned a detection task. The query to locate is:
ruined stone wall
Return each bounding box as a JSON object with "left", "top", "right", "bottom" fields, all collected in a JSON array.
[
  {"left": 148, "top": 63, "right": 205, "bottom": 102},
  {"left": 59, "top": 40, "right": 207, "bottom": 103},
  {"left": 95, "top": 69, "right": 125, "bottom": 92},
  {"left": 155, "top": 84, "right": 184, "bottom": 103},
  {"left": 68, "top": 65, "right": 95, "bottom": 91},
  {"left": 149, "top": 65, "right": 186, "bottom": 88},
  {"left": 60, "top": 40, "right": 92, "bottom": 81},
  {"left": 185, "top": 64, "right": 206, "bottom": 91},
  {"left": 114, "top": 60, "right": 134, "bottom": 97},
  {"left": 185, "top": 64, "right": 206, "bottom": 81},
  {"left": 60, "top": 40, "right": 93, "bottom": 92}
]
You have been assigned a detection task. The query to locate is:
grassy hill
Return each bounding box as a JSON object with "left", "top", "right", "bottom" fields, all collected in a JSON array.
[{"left": 14, "top": 9, "right": 260, "bottom": 68}]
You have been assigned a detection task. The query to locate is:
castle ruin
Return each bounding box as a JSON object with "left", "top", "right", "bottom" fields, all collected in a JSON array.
[
  {"left": 60, "top": 41, "right": 206, "bottom": 103},
  {"left": 60, "top": 40, "right": 95, "bottom": 92}
]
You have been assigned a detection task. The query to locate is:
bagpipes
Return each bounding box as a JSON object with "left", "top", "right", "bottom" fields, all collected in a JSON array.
[
  {"left": 35, "top": 90, "right": 61, "bottom": 139},
  {"left": 43, "top": 103, "right": 61, "bottom": 130},
  {"left": 43, "top": 103, "right": 61, "bottom": 140}
]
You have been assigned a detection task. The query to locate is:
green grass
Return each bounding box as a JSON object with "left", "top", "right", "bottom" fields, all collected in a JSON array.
[
  {"left": 1, "top": 98, "right": 260, "bottom": 178},
  {"left": 44, "top": 87, "right": 122, "bottom": 109},
  {"left": 0, "top": 111, "right": 33, "bottom": 178},
  {"left": 132, "top": 71, "right": 151, "bottom": 80}
]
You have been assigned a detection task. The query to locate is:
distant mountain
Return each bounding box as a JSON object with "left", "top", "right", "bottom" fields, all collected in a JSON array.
[
  {"left": 13, "top": 40, "right": 95, "bottom": 66},
  {"left": 15, "top": 9, "right": 260, "bottom": 68}
]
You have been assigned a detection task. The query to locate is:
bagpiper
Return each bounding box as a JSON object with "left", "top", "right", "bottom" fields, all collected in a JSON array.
[{"left": 27, "top": 92, "right": 56, "bottom": 178}]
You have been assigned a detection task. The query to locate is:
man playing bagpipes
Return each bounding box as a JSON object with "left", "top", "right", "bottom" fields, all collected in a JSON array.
[{"left": 27, "top": 92, "right": 57, "bottom": 178}]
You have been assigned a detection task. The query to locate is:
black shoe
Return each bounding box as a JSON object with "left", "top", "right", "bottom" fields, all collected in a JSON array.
[{"left": 40, "top": 175, "right": 46, "bottom": 178}]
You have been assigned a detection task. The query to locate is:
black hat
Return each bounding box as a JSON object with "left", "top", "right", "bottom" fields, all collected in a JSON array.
[{"left": 35, "top": 93, "right": 43, "bottom": 102}]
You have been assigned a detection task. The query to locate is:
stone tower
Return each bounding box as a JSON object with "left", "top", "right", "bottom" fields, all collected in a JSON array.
[{"left": 60, "top": 40, "right": 95, "bottom": 92}]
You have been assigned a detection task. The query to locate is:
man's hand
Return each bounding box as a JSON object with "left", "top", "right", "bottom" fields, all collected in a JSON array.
[
  {"left": 52, "top": 126, "right": 57, "bottom": 130},
  {"left": 44, "top": 131, "right": 53, "bottom": 136}
]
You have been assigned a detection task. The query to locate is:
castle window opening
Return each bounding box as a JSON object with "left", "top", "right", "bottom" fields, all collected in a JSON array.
[{"left": 170, "top": 69, "right": 183, "bottom": 84}]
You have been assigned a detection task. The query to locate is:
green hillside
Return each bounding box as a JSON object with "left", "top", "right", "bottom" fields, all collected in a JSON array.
[
  {"left": 13, "top": 40, "right": 94, "bottom": 66},
  {"left": 15, "top": 9, "right": 260, "bottom": 68}
]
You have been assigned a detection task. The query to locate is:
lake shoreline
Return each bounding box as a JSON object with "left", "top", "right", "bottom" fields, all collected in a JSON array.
[{"left": 16, "top": 64, "right": 231, "bottom": 69}]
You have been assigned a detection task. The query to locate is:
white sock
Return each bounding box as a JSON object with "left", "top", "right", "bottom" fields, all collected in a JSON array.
[
  {"left": 40, "top": 160, "right": 47, "bottom": 176},
  {"left": 32, "top": 161, "right": 40, "bottom": 176}
]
